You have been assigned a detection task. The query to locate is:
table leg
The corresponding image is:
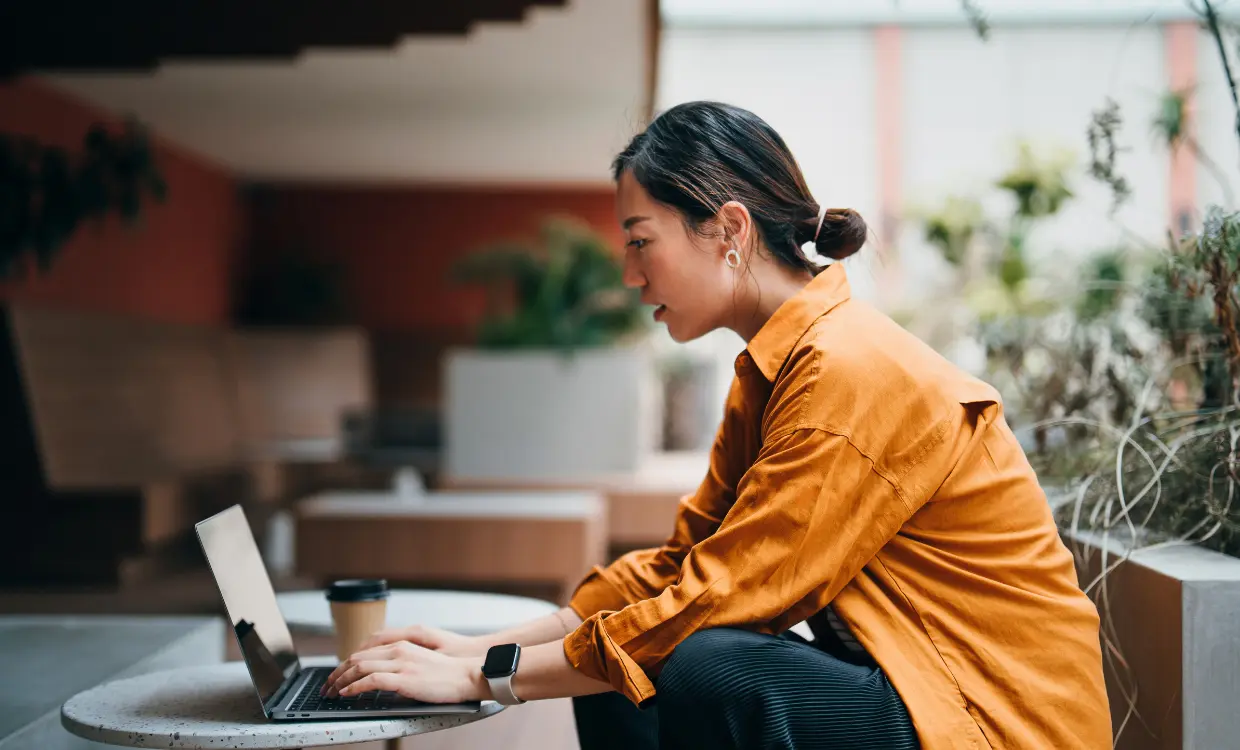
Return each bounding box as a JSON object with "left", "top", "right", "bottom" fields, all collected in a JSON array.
[{"left": 386, "top": 737, "right": 402, "bottom": 750}]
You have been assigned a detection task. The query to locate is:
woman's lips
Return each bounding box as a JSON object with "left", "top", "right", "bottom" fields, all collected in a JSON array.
[{"left": 653, "top": 304, "right": 667, "bottom": 321}]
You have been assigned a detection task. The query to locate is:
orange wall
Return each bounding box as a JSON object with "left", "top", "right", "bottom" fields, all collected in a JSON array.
[
  {"left": 0, "top": 78, "right": 246, "bottom": 326},
  {"left": 246, "top": 185, "right": 621, "bottom": 332}
]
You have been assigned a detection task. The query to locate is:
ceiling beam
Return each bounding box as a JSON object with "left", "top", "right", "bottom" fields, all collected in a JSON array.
[{"left": 0, "top": 1, "right": 567, "bottom": 77}]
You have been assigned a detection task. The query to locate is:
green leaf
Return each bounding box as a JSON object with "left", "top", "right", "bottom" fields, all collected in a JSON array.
[{"left": 1152, "top": 89, "right": 1189, "bottom": 147}]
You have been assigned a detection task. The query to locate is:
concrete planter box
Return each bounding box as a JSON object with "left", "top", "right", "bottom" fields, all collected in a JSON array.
[
  {"left": 1064, "top": 530, "right": 1240, "bottom": 750},
  {"left": 443, "top": 345, "right": 659, "bottom": 481}
]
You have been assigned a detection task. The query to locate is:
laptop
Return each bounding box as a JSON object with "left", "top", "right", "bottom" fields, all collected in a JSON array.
[{"left": 195, "top": 504, "right": 482, "bottom": 720}]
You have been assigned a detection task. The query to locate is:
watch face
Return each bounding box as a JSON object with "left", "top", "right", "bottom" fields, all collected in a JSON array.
[{"left": 482, "top": 643, "right": 521, "bottom": 678}]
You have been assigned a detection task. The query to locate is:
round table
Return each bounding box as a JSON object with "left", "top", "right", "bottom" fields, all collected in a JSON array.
[
  {"left": 61, "top": 657, "right": 504, "bottom": 749},
  {"left": 276, "top": 589, "right": 559, "bottom": 637}
]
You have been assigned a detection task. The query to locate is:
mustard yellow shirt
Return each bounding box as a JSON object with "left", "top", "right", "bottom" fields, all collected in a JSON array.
[{"left": 563, "top": 263, "right": 1111, "bottom": 749}]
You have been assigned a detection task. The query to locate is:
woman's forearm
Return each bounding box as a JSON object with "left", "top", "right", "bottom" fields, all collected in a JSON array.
[
  {"left": 466, "top": 608, "right": 612, "bottom": 701},
  {"left": 478, "top": 607, "right": 584, "bottom": 649},
  {"left": 503, "top": 639, "right": 614, "bottom": 701}
]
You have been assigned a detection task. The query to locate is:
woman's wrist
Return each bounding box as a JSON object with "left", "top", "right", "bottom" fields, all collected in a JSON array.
[
  {"left": 461, "top": 654, "right": 493, "bottom": 702},
  {"left": 554, "top": 607, "right": 580, "bottom": 636}
]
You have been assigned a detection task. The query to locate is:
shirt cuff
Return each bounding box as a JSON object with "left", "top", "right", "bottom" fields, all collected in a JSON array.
[
  {"left": 568, "top": 565, "right": 633, "bottom": 620},
  {"left": 563, "top": 611, "right": 657, "bottom": 706}
]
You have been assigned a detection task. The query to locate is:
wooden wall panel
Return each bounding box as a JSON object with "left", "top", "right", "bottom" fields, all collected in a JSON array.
[
  {"left": 227, "top": 327, "right": 372, "bottom": 448},
  {"left": 7, "top": 305, "right": 242, "bottom": 490}
]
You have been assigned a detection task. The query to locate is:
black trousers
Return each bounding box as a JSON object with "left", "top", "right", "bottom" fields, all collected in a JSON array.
[{"left": 573, "top": 628, "right": 920, "bottom": 750}]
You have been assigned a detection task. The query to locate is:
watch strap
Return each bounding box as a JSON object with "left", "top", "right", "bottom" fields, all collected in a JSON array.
[{"left": 486, "top": 673, "right": 526, "bottom": 705}]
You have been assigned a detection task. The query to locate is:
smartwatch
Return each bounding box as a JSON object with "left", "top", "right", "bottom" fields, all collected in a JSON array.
[{"left": 481, "top": 643, "right": 525, "bottom": 705}]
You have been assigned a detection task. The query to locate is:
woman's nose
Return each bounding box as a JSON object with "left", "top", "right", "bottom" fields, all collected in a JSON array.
[{"left": 622, "top": 249, "right": 646, "bottom": 289}]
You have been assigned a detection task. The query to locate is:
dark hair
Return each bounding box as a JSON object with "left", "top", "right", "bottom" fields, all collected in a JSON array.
[{"left": 613, "top": 101, "right": 868, "bottom": 273}]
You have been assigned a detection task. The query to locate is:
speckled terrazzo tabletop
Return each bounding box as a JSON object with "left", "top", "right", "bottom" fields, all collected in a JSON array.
[{"left": 60, "top": 658, "right": 504, "bottom": 749}]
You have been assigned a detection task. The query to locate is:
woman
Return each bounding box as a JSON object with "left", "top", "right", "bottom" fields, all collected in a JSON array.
[{"left": 322, "top": 101, "right": 1112, "bottom": 749}]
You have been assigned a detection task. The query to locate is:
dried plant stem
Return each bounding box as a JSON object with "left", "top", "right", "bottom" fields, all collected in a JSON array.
[
  {"left": 1185, "top": 135, "right": 1236, "bottom": 209},
  {"left": 1200, "top": 0, "right": 1240, "bottom": 154}
]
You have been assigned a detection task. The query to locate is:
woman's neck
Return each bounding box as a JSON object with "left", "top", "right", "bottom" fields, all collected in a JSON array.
[{"left": 729, "top": 264, "right": 814, "bottom": 342}]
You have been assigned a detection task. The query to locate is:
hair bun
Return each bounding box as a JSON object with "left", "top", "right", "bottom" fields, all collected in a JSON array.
[{"left": 812, "top": 207, "right": 868, "bottom": 260}]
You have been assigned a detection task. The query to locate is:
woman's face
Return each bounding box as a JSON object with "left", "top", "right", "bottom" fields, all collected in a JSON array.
[{"left": 615, "top": 170, "right": 735, "bottom": 342}]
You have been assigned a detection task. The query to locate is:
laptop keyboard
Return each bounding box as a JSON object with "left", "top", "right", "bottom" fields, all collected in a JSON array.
[{"left": 289, "top": 668, "right": 403, "bottom": 712}]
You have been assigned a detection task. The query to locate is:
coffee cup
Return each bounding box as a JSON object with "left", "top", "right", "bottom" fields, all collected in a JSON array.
[{"left": 325, "top": 579, "right": 390, "bottom": 662}]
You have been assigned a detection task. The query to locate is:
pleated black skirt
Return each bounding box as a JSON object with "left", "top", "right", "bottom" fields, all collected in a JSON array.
[{"left": 572, "top": 627, "right": 920, "bottom": 750}]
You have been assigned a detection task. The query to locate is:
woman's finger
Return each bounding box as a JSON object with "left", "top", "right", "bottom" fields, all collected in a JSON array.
[
  {"left": 322, "top": 645, "right": 401, "bottom": 694},
  {"left": 326, "top": 659, "right": 403, "bottom": 697},
  {"left": 359, "top": 626, "right": 422, "bottom": 651},
  {"left": 339, "top": 671, "right": 404, "bottom": 697},
  {"left": 323, "top": 658, "right": 358, "bottom": 692},
  {"left": 323, "top": 663, "right": 347, "bottom": 692}
]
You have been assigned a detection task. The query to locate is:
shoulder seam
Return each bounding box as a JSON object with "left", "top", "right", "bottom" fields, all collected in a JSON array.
[
  {"left": 795, "top": 344, "right": 820, "bottom": 425},
  {"left": 763, "top": 423, "right": 917, "bottom": 512}
]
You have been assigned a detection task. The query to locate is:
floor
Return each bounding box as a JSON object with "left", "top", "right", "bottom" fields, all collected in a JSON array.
[{"left": 0, "top": 567, "right": 580, "bottom": 750}]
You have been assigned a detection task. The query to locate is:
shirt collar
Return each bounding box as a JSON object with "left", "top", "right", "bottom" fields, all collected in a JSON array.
[{"left": 742, "top": 262, "right": 852, "bottom": 381}]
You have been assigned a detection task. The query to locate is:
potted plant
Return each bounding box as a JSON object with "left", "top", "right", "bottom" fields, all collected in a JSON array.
[{"left": 441, "top": 217, "right": 657, "bottom": 481}]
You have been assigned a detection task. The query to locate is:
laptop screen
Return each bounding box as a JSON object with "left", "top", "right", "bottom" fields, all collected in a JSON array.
[{"left": 196, "top": 505, "right": 300, "bottom": 709}]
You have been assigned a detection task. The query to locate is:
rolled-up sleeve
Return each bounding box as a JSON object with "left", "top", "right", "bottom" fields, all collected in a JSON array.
[
  {"left": 569, "top": 386, "right": 747, "bottom": 622},
  {"left": 568, "top": 487, "right": 731, "bottom": 620},
  {"left": 563, "top": 424, "right": 933, "bottom": 705}
]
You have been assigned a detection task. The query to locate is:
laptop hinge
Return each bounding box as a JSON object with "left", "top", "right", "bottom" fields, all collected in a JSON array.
[{"left": 265, "top": 665, "right": 308, "bottom": 716}]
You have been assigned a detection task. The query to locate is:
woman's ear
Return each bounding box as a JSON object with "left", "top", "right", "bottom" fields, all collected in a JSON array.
[{"left": 716, "top": 201, "right": 754, "bottom": 254}]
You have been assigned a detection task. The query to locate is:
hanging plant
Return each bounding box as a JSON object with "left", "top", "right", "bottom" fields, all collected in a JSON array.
[{"left": 0, "top": 116, "right": 168, "bottom": 278}]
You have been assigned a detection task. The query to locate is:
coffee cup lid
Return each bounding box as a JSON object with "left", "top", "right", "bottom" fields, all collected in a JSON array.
[{"left": 326, "top": 579, "right": 390, "bottom": 602}]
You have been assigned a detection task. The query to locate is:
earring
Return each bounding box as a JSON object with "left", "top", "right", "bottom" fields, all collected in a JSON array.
[{"left": 725, "top": 247, "right": 740, "bottom": 268}]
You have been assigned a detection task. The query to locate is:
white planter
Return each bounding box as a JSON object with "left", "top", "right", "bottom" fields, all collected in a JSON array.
[
  {"left": 1064, "top": 529, "right": 1240, "bottom": 749},
  {"left": 443, "top": 345, "right": 659, "bottom": 481}
]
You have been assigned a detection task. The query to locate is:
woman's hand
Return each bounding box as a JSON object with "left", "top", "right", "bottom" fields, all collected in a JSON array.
[
  {"left": 356, "top": 624, "right": 489, "bottom": 657},
  {"left": 321, "top": 640, "right": 488, "bottom": 703}
]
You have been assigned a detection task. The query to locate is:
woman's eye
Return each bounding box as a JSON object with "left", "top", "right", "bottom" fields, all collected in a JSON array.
[{"left": 626, "top": 238, "right": 648, "bottom": 251}]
